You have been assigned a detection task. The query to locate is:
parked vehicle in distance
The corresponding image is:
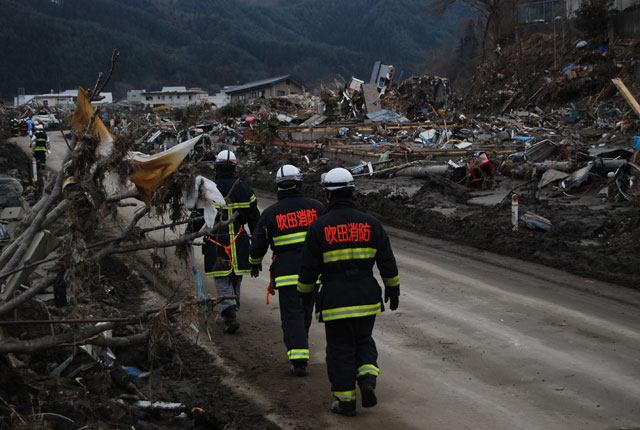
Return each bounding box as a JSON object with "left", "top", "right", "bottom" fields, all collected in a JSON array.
[{"left": 31, "top": 114, "right": 60, "bottom": 129}]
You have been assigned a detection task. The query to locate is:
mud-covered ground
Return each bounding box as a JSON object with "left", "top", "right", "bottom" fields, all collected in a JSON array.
[
  {"left": 0, "top": 252, "right": 279, "bottom": 430},
  {"left": 240, "top": 145, "right": 640, "bottom": 291}
]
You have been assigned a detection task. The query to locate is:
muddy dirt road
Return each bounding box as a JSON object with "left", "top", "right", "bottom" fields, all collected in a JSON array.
[
  {"left": 11, "top": 133, "right": 640, "bottom": 429},
  {"left": 214, "top": 196, "right": 640, "bottom": 430}
]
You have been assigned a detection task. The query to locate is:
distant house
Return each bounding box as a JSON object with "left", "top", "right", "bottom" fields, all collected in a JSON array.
[
  {"left": 14, "top": 89, "right": 113, "bottom": 108},
  {"left": 225, "top": 75, "right": 304, "bottom": 104},
  {"left": 209, "top": 88, "right": 231, "bottom": 107},
  {"left": 141, "top": 86, "right": 209, "bottom": 108},
  {"left": 126, "top": 89, "right": 146, "bottom": 104}
]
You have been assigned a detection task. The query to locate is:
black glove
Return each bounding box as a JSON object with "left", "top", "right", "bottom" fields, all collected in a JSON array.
[
  {"left": 250, "top": 265, "right": 261, "bottom": 278},
  {"left": 385, "top": 288, "right": 399, "bottom": 311}
]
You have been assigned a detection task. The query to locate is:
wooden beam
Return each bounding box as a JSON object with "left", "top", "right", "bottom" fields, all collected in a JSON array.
[{"left": 611, "top": 77, "right": 640, "bottom": 119}]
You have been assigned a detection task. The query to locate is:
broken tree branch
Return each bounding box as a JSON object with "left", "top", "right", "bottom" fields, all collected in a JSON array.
[
  {"left": 94, "top": 50, "right": 120, "bottom": 100},
  {"left": 0, "top": 169, "right": 64, "bottom": 285},
  {"left": 104, "top": 213, "right": 237, "bottom": 257},
  {"left": 89, "top": 331, "right": 149, "bottom": 348},
  {"left": 0, "top": 296, "right": 233, "bottom": 354},
  {"left": 0, "top": 274, "right": 57, "bottom": 317}
]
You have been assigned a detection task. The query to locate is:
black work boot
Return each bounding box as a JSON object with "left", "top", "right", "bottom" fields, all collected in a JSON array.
[
  {"left": 221, "top": 306, "right": 239, "bottom": 334},
  {"left": 360, "top": 382, "right": 377, "bottom": 408},
  {"left": 330, "top": 400, "right": 356, "bottom": 417},
  {"left": 289, "top": 359, "right": 307, "bottom": 377}
]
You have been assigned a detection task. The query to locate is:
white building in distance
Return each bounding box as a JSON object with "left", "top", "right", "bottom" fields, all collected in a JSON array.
[
  {"left": 14, "top": 89, "right": 113, "bottom": 108},
  {"left": 140, "top": 86, "right": 209, "bottom": 108}
]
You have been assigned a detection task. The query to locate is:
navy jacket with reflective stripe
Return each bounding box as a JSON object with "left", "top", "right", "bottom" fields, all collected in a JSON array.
[
  {"left": 192, "top": 170, "right": 260, "bottom": 275},
  {"left": 249, "top": 189, "right": 324, "bottom": 285},
  {"left": 297, "top": 199, "right": 399, "bottom": 321}
]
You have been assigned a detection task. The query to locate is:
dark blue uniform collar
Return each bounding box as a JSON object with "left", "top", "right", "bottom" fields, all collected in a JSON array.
[
  {"left": 325, "top": 198, "right": 354, "bottom": 212},
  {"left": 215, "top": 170, "right": 236, "bottom": 180},
  {"left": 277, "top": 189, "right": 303, "bottom": 200}
]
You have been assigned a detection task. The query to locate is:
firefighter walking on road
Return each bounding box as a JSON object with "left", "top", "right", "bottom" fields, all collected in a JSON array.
[
  {"left": 30, "top": 125, "right": 50, "bottom": 170},
  {"left": 297, "top": 167, "right": 400, "bottom": 416},
  {"left": 10, "top": 118, "right": 19, "bottom": 137},
  {"left": 248, "top": 164, "right": 324, "bottom": 377},
  {"left": 190, "top": 150, "right": 260, "bottom": 334}
]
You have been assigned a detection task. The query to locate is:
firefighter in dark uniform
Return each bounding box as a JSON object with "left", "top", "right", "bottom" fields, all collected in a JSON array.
[
  {"left": 19, "top": 120, "right": 28, "bottom": 136},
  {"left": 30, "top": 125, "right": 50, "bottom": 170},
  {"left": 10, "top": 118, "right": 19, "bottom": 137},
  {"left": 190, "top": 150, "right": 260, "bottom": 334},
  {"left": 248, "top": 164, "right": 324, "bottom": 377},
  {"left": 297, "top": 167, "right": 400, "bottom": 416}
]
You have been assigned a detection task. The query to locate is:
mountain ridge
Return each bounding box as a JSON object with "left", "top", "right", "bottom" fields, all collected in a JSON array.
[{"left": 0, "top": 0, "right": 467, "bottom": 99}]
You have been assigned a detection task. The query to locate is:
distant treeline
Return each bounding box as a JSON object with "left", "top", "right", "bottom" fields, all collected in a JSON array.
[{"left": 0, "top": 0, "right": 467, "bottom": 99}]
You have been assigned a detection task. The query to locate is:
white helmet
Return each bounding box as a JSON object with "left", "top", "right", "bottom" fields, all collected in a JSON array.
[
  {"left": 276, "top": 164, "right": 302, "bottom": 183},
  {"left": 321, "top": 168, "right": 355, "bottom": 191},
  {"left": 275, "top": 164, "right": 302, "bottom": 190},
  {"left": 215, "top": 149, "right": 237, "bottom": 165}
]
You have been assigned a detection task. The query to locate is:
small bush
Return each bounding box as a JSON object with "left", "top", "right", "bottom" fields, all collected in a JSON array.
[{"left": 218, "top": 102, "right": 246, "bottom": 119}]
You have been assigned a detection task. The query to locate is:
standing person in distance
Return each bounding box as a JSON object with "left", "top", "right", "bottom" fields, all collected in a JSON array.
[
  {"left": 297, "top": 167, "right": 400, "bottom": 416},
  {"left": 190, "top": 149, "right": 260, "bottom": 334},
  {"left": 30, "top": 125, "right": 50, "bottom": 170},
  {"left": 248, "top": 164, "right": 324, "bottom": 377}
]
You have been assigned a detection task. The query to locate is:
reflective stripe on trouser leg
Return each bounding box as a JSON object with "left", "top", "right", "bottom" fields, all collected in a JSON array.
[
  {"left": 332, "top": 390, "right": 356, "bottom": 402},
  {"left": 287, "top": 349, "right": 310, "bottom": 360},
  {"left": 214, "top": 274, "right": 242, "bottom": 312},
  {"left": 356, "top": 364, "right": 380, "bottom": 378},
  {"left": 325, "top": 318, "right": 359, "bottom": 402},
  {"left": 354, "top": 315, "right": 378, "bottom": 386},
  {"left": 278, "top": 285, "right": 310, "bottom": 361}
]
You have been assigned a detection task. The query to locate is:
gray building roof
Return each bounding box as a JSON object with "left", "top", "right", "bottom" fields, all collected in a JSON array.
[{"left": 225, "top": 75, "right": 302, "bottom": 94}]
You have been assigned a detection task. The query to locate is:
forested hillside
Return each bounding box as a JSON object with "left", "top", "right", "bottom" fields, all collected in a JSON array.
[{"left": 0, "top": 0, "right": 467, "bottom": 99}]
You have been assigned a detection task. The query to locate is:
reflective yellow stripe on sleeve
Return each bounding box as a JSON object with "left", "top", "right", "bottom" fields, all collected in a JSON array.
[
  {"left": 275, "top": 274, "right": 299, "bottom": 288},
  {"left": 249, "top": 255, "right": 263, "bottom": 265},
  {"left": 323, "top": 247, "right": 377, "bottom": 263},
  {"left": 297, "top": 281, "right": 315, "bottom": 294},
  {"left": 382, "top": 274, "right": 400, "bottom": 287}
]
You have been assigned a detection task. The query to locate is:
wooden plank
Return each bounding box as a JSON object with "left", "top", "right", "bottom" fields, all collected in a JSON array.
[
  {"left": 611, "top": 77, "right": 640, "bottom": 119},
  {"left": 500, "top": 92, "right": 519, "bottom": 114}
]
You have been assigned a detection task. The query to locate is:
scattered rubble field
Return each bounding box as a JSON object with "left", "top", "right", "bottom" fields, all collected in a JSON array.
[
  {"left": 0, "top": 253, "right": 278, "bottom": 430},
  {"left": 2, "top": 24, "right": 640, "bottom": 430}
]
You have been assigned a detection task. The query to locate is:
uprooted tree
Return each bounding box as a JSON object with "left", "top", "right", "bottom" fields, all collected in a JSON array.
[{"left": 0, "top": 50, "right": 233, "bottom": 359}]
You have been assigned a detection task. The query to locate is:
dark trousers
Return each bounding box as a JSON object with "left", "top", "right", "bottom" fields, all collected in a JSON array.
[
  {"left": 278, "top": 285, "right": 313, "bottom": 361},
  {"left": 325, "top": 315, "right": 378, "bottom": 400},
  {"left": 34, "top": 152, "right": 46, "bottom": 170}
]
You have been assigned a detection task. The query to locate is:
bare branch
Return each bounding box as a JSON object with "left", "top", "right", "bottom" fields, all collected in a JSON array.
[
  {"left": 106, "top": 188, "right": 140, "bottom": 203},
  {"left": 0, "top": 296, "right": 232, "bottom": 354},
  {"left": 0, "top": 274, "right": 57, "bottom": 317},
  {"left": 89, "top": 331, "right": 150, "bottom": 348},
  {"left": 0, "top": 169, "right": 65, "bottom": 287},
  {"left": 101, "top": 213, "right": 238, "bottom": 257},
  {"left": 95, "top": 50, "right": 120, "bottom": 98}
]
